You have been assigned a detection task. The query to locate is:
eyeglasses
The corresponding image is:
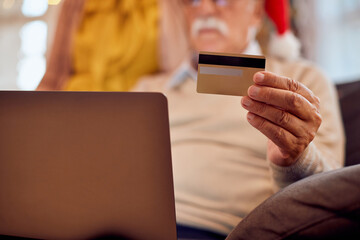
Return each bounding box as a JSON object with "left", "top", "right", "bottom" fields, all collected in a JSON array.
[{"left": 182, "top": 0, "right": 237, "bottom": 8}]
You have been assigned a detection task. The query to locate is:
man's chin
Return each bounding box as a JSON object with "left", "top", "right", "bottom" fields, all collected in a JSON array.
[
  {"left": 193, "top": 42, "right": 227, "bottom": 53},
  {"left": 192, "top": 36, "right": 228, "bottom": 53}
]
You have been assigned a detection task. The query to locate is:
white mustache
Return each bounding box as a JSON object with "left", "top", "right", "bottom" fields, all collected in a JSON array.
[{"left": 191, "top": 17, "right": 230, "bottom": 37}]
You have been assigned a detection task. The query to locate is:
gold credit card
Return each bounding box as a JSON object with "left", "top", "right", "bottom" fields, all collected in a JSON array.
[{"left": 197, "top": 51, "right": 266, "bottom": 96}]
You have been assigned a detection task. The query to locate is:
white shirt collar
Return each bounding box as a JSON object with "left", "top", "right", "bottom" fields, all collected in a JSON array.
[
  {"left": 166, "top": 61, "right": 197, "bottom": 90},
  {"left": 167, "top": 41, "right": 263, "bottom": 89},
  {"left": 242, "top": 40, "right": 262, "bottom": 55}
]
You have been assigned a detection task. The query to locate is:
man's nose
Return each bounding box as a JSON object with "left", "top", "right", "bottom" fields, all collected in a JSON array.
[{"left": 198, "top": 0, "right": 218, "bottom": 16}]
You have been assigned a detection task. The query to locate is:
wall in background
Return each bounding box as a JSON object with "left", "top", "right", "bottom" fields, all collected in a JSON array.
[
  {"left": 0, "top": 0, "right": 61, "bottom": 90},
  {"left": 294, "top": 0, "right": 360, "bottom": 83}
]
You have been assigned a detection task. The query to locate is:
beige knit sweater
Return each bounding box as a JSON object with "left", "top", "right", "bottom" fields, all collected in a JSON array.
[{"left": 135, "top": 57, "right": 345, "bottom": 234}]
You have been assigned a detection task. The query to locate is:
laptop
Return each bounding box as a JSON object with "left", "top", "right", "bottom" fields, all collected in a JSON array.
[{"left": 0, "top": 91, "right": 177, "bottom": 240}]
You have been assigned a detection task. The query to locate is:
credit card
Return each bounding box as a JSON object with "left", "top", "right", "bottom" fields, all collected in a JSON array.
[{"left": 197, "top": 52, "right": 266, "bottom": 96}]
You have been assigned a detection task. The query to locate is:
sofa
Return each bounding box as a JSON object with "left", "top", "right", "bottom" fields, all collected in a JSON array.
[{"left": 226, "top": 80, "right": 360, "bottom": 240}]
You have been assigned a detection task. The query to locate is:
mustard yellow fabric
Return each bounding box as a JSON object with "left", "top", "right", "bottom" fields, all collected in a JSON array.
[{"left": 66, "top": 0, "right": 159, "bottom": 91}]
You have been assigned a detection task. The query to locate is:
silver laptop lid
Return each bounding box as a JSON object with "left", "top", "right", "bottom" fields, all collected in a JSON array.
[{"left": 0, "top": 91, "right": 176, "bottom": 240}]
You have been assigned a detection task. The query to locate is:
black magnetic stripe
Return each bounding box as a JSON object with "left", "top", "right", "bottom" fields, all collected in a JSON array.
[{"left": 199, "top": 54, "right": 265, "bottom": 69}]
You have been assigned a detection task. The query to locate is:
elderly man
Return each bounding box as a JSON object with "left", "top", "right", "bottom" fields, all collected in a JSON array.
[{"left": 136, "top": 0, "right": 344, "bottom": 239}]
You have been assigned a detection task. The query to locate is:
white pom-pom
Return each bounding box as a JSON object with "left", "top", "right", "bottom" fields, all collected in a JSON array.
[{"left": 268, "top": 31, "right": 301, "bottom": 61}]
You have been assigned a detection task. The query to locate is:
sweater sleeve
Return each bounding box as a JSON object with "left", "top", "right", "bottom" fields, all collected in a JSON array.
[{"left": 268, "top": 61, "right": 345, "bottom": 191}]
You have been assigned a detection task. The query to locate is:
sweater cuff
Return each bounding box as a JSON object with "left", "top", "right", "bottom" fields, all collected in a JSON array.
[{"left": 269, "top": 142, "right": 323, "bottom": 191}]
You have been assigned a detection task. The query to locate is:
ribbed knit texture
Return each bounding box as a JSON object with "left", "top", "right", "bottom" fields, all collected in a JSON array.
[{"left": 135, "top": 57, "right": 345, "bottom": 235}]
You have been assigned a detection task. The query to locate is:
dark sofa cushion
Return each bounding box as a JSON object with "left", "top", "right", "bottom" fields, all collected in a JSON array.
[
  {"left": 225, "top": 164, "right": 360, "bottom": 240},
  {"left": 336, "top": 80, "right": 360, "bottom": 166}
]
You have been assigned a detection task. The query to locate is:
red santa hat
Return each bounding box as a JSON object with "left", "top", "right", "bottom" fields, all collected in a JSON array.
[{"left": 265, "top": 0, "right": 301, "bottom": 60}]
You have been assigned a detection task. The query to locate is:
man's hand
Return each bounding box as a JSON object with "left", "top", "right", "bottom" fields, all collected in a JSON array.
[{"left": 241, "top": 71, "right": 322, "bottom": 167}]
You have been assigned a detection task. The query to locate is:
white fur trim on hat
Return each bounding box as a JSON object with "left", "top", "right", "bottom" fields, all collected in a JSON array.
[{"left": 268, "top": 30, "right": 301, "bottom": 61}]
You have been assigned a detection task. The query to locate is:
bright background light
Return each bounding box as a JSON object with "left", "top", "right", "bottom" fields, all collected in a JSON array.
[
  {"left": 48, "top": 0, "right": 62, "bottom": 6},
  {"left": 20, "top": 21, "right": 47, "bottom": 56},
  {"left": 17, "top": 20, "right": 48, "bottom": 90},
  {"left": 21, "top": 0, "right": 48, "bottom": 17},
  {"left": 17, "top": 56, "right": 46, "bottom": 90}
]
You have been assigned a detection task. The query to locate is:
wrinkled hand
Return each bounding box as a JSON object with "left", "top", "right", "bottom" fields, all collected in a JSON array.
[{"left": 241, "top": 71, "right": 322, "bottom": 167}]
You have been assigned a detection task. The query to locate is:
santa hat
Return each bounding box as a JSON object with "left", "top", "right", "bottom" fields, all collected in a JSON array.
[{"left": 265, "top": 0, "right": 301, "bottom": 60}]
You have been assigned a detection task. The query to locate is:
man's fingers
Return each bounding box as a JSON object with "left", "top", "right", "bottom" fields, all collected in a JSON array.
[
  {"left": 241, "top": 96, "right": 315, "bottom": 138},
  {"left": 246, "top": 112, "right": 301, "bottom": 156},
  {"left": 247, "top": 85, "right": 321, "bottom": 121},
  {"left": 254, "top": 72, "right": 320, "bottom": 109},
  {"left": 245, "top": 71, "right": 323, "bottom": 166}
]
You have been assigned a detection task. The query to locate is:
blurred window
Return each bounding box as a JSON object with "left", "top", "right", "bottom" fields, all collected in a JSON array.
[
  {"left": 294, "top": 0, "right": 360, "bottom": 83},
  {"left": 0, "top": 0, "right": 60, "bottom": 90},
  {"left": 18, "top": 20, "right": 47, "bottom": 90}
]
